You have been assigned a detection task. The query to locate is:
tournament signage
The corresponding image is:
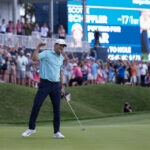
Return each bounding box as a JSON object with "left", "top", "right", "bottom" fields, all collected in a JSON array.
[
  {"left": 67, "top": 0, "right": 150, "bottom": 60},
  {"left": 87, "top": 0, "right": 150, "bottom": 9}
]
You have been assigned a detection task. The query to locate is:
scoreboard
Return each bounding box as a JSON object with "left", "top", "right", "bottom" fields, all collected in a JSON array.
[{"left": 67, "top": 0, "right": 150, "bottom": 60}]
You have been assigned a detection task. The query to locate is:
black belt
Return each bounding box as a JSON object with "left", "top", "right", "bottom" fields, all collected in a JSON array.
[{"left": 40, "top": 78, "right": 59, "bottom": 84}]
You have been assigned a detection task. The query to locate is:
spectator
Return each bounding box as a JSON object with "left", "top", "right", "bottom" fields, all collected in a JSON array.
[
  {"left": 107, "top": 61, "right": 115, "bottom": 83},
  {"left": 40, "top": 23, "right": 49, "bottom": 38},
  {"left": 84, "top": 50, "right": 91, "bottom": 59},
  {"left": 20, "top": 46, "right": 26, "bottom": 54},
  {"left": 69, "top": 61, "right": 83, "bottom": 86},
  {"left": 23, "top": 19, "right": 31, "bottom": 35},
  {"left": 26, "top": 53, "right": 33, "bottom": 87},
  {"left": 87, "top": 58, "right": 92, "bottom": 84},
  {"left": 136, "top": 61, "right": 141, "bottom": 85},
  {"left": 9, "top": 56, "right": 16, "bottom": 84},
  {"left": 1, "top": 56, "right": 10, "bottom": 83},
  {"left": 81, "top": 60, "right": 89, "bottom": 85},
  {"left": 58, "top": 25, "right": 66, "bottom": 39},
  {"left": 124, "top": 67, "right": 130, "bottom": 85},
  {"left": 146, "top": 69, "right": 150, "bottom": 87},
  {"left": 33, "top": 69, "right": 40, "bottom": 88},
  {"left": 91, "top": 49, "right": 97, "bottom": 61},
  {"left": 116, "top": 60, "right": 126, "bottom": 84},
  {"left": 7, "top": 21, "right": 14, "bottom": 33},
  {"left": 97, "top": 64, "right": 105, "bottom": 84},
  {"left": 139, "top": 60, "right": 148, "bottom": 86},
  {"left": 63, "top": 59, "right": 72, "bottom": 86},
  {"left": 16, "top": 50, "right": 28, "bottom": 85},
  {"left": 34, "top": 23, "right": 40, "bottom": 32},
  {"left": 16, "top": 20, "right": 23, "bottom": 35},
  {"left": 91, "top": 58, "right": 98, "bottom": 84},
  {"left": 0, "top": 19, "right": 7, "bottom": 34},
  {"left": 130, "top": 61, "right": 137, "bottom": 85}
]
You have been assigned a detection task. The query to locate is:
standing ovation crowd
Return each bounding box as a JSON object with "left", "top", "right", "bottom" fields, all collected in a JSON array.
[{"left": 0, "top": 41, "right": 150, "bottom": 88}]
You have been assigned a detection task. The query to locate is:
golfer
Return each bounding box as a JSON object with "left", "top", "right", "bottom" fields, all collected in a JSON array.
[{"left": 22, "top": 39, "right": 66, "bottom": 139}]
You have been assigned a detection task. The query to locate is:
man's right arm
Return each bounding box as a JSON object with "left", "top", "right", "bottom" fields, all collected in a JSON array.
[{"left": 32, "top": 42, "right": 46, "bottom": 61}]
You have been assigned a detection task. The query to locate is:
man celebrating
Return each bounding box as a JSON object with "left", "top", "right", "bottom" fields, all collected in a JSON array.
[{"left": 22, "top": 39, "right": 66, "bottom": 139}]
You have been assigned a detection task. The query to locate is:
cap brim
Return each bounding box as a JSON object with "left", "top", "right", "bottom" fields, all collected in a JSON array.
[
  {"left": 61, "top": 44, "right": 67, "bottom": 47},
  {"left": 56, "top": 43, "right": 67, "bottom": 47}
]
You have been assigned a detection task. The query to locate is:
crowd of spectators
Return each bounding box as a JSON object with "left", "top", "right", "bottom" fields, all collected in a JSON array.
[
  {"left": 63, "top": 53, "right": 150, "bottom": 87},
  {"left": 0, "top": 40, "right": 150, "bottom": 88},
  {"left": 0, "top": 18, "right": 66, "bottom": 38}
]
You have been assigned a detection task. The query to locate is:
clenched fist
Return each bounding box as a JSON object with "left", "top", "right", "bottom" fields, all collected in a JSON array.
[{"left": 38, "top": 42, "right": 46, "bottom": 47}]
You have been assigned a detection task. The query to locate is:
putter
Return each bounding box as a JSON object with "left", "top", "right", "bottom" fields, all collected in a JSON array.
[{"left": 62, "top": 91, "right": 86, "bottom": 131}]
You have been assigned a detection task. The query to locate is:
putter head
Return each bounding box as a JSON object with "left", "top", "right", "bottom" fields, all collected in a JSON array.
[{"left": 61, "top": 90, "right": 71, "bottom": 102}]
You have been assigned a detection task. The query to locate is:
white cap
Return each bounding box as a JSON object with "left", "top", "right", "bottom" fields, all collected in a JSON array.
[
  {"left": 26, "top": 53, "right": 31, "bottom": 56},
  {"left": 20, "top": 50, "right": 24, "bottom": 54},
  {"left": 55, "top": 39, "right": 67, "bottom": 47}
]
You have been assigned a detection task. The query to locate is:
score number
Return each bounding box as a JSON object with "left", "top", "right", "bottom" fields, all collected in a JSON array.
[{"left": 117, "top": 15, "right": 139, "bottom": 25}]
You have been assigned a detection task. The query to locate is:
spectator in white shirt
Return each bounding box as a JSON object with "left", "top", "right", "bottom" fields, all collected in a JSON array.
[
  {"left": 16, "top": 50, "right": 28, "bottom": 85},
  {"left": 0, "top": 19, "right": 7, "bottom": 33},
  {"left": 40, "top": 23, "right": 49, "bottom": 38},
  {"left": 139, "top": 60, "right": 148, "bottom": 86},
  {"left": 58, "top": 25, "right": 66, "bottom": 39}
]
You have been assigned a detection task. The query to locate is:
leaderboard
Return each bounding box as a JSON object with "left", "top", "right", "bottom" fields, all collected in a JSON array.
[{"left": 67, "top": 0, "right": 150, "bottom": 60}]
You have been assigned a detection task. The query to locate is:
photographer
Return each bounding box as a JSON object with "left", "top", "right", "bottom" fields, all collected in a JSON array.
[{"left": 122, "top": 102, "right": 133, "bottom": 113}]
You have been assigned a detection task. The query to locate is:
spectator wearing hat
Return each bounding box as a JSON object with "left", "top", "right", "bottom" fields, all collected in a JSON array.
[
  {"left": 16, "top": 50, "right": 28, "bottom": 85},
  {"left": 69, "top": 61, "right": 83, "bottom": 86},
  {"left": 122, "top": 102, "right": 133, "bottom": 113}
]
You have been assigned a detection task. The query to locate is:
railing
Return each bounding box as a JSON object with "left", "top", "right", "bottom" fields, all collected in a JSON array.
[{"left": 0, "top": 32, "right": 90, "bottom": 52}]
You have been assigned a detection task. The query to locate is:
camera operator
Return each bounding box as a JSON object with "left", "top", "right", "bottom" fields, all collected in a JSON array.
[{"left": 122, "top": 102, "right": 133, "bottom": 113}]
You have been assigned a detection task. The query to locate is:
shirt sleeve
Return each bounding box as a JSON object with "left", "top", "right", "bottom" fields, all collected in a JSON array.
[{"left": 38, "top": 50, "right": 48, "bottom": 60}]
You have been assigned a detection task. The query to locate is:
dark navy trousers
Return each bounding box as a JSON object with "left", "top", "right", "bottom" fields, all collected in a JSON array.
[{"left": 29, "top": 79, "right": 61, "bottom": 133}]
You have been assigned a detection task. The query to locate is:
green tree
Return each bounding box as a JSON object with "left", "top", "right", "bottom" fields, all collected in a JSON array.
[{"left": 19, "top": 2, "right": 35, "bottom": 23}]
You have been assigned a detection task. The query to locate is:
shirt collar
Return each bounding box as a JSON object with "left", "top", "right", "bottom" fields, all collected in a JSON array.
[{"left": 51, "top": 50, "right": 63, "bottom": 58}]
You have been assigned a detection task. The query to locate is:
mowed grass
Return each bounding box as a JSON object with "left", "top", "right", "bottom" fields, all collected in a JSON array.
[
  {"left": 1, "top": 83, "right": 150, "bottom": 123},
  {"left": 1, "top": 113, "right": 150, "bottom": 150},
  {"left": 1, "top": 83, "right": 150, "bottom": 149}
]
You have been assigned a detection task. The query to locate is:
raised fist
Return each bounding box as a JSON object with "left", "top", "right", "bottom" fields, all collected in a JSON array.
[{"left": 38, "top": 42, "right": 46, "bottom": 47}]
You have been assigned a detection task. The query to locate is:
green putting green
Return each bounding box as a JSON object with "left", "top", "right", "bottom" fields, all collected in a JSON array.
[
  {"left": 1, "top": 113, "right": 150, "bottom": 150},
  {"left": 1, "top": 83, "right": 150, "bottom": 149}
]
